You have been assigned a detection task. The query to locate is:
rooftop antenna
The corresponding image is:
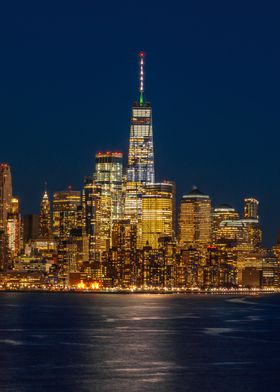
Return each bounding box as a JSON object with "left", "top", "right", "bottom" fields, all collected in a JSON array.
[{"left": 139, "top": 51, "right": 145, "bottom": 106}]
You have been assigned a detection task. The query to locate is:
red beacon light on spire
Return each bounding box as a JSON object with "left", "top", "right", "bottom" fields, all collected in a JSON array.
[{"left": 139, "top": 51, "right": 145, "bottom": 58}]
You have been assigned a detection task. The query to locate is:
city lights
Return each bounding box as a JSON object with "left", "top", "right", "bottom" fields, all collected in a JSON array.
[{"left": 0, "top": 53, "right": 279, "bottom": 293}]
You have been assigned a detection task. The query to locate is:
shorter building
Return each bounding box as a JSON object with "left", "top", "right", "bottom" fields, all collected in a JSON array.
[
  {"left": 0, "top": 271, "right": 47, "bottom": 290},
  {"left": 179, "top": 187, "right": 212, "bottom": 248},
  {"left": 6, "top": 197, "right": 21, "bottom": 260},
  {"left": 23, "top": 214, "right": 39, "bottom": 243},
  {"left": 244, "top": 198, "right": 259, "bottom": 219},
  {"left": 141, "top": 182, "right": 174, "bottom": 249}
]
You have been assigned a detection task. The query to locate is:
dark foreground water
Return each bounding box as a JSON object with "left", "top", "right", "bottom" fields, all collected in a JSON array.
[{"left": 0, "top": 293, "right": 280, "bottom": 392}]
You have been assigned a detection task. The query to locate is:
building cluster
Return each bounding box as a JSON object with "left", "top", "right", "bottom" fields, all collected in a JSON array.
[{"left": 0, "top": 53, "right": 279, "bottom": 291}]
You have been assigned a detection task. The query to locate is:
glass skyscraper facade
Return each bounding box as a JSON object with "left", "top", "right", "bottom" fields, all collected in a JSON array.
[
  {"left": 93, "top": 152, "right": 124, "bottom": 253},
  {"left": 125, "top": 52, "right": 155, "bottom": 223},
  {"left": 141, "top": 183, "right": 174, "bottom": 249},
  {"left": 179, "top": 187, "right": 212, "bottom": 248},
  {"left": 95, "top": 152, "right": 124, "bottom": 222},
  {"left": 0, "top": 163, "right": 12, "bottom": 232}
]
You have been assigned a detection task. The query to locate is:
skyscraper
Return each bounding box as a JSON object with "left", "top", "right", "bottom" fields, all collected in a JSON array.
[
  {"left": 141, "top": 183, "right": 174, "bottom": 248},
  {"left": 39, "top": 189, "right": 52, "bottom": 238},
  {"left": 244, "top": 198, "right": 259, "bottom": 219},
  {"left": 125, "top": 52, "right": 155, "bottom": 223},
  {"left": 92, "top": 152, "right": 124, "bottom": 254},
  {"left": 179, "top": 187, "right": 212, "bottom": 248},
  {"left": 53, "top": 188, "right": 82, "bottom": 264},
  {"left": 0, "top": 163, "right": 12, "bottom": 231},
  {"left": 0, "top": 164, "right": 13, "bottom": 270},
  {"left": 212, "top": 204, "right": 240, "bottom": 243},
  {"left": 82, "top": 176, "right": 94, "bottom": 260},
  {"left": 95, "top": 152, "right": 124, "bottom": 222},
  {"left": 53, "top": 189, "right": 81, "bottom": 238},
  {"left": 7, "top": 197, "right": 21, "bottom": 258}
]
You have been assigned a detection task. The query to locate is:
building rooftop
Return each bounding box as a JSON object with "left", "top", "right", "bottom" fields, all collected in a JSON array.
[
  {"left": 214, "top": 203, "right": 236, "bottom": 212},
  {"left": 183, "top": 186, "right": 210, "bottom": 199}
]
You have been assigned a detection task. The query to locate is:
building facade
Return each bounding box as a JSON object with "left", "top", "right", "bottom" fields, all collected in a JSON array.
[
  {"left": 179, "top": 187, "right": 212, "bottom": 248},
  {"left": 39, "top": 190, "right": 52, "bottom": 238},
  {"left": 141, "top": 182, "right": 174, "bottom": 248}
]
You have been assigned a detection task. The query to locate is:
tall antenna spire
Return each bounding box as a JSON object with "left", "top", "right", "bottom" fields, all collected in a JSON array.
[{"left": 139, "top": 51, "right": 145, "bottom": 106}]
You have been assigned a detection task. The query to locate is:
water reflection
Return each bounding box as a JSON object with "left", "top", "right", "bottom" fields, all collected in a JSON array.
[{"left": 0, "top": 293, "right": 279, "bottom": 391}]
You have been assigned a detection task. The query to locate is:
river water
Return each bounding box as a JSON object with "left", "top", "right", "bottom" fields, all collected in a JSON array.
[{"left": 0, "top": 293, "right": 279, "bottom": 391}]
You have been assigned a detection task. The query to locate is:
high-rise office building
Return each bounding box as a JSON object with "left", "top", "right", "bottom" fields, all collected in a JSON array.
[
  {"left": 92, "top": 152, "right": 124, "bottom": 254},
  {"left": 244, "top": 198, "right": 259, "bottom": 219},
  {"left": 23, "top": 214, "right": 40, "bottom": 243},
  {"left": 82, "top": 176, "right": 94, "bottom": 260},
  {"left": 53, "top": 188, "right": 81, "bottom": 264},
  {"left": 53, "top": 189, "right": 81, "bottom": 238},
  {"left": 111, "top": 219, "right": 138, "bottom": 287},
  {"left": 217, "top": 220, "right": 247, "bottom": 244},
  {"left": 243, "top": 198, "right": 262, "bottom": 247},
  {"left": 141, "top": 183, "right": 174, "bottom": 248},
  {"left": 7, "top": 197, "right": 21, "bottom": 258},
  {"left": 212, "top": 204, "right": 239, "bottom": 243},
  {"left": 92, "top": 184, "right": 111, "bottom": 254},
  {"left": 0, "top": 163, "right": 12, "bottom": 231},
  {"left": 0, "top": 164, "right": 13, "bottom": 269},
  {"left": 179, "top": 187, "right": 212, "bottom": 248},
  {"left": 39, "top": 190, "right": 52, "bottom": 238},
  {"left": 125, "top": 52, "right": 155, "bottom": 223},
  {"left": 95, "top": 152, "right": 124, "bottom": 221}
]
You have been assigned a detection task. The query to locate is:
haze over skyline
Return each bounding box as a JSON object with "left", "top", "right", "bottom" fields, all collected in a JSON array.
[{"left": 0, "top": 1, "right": 280, "bottom": 245}]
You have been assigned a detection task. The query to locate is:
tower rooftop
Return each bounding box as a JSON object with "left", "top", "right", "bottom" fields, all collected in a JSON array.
[{"left": 183, "top": 186, "right": 210, "bottom": 199}]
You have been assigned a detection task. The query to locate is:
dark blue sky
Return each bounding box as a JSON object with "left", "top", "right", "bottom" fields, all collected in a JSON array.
[{"left": 0, "top": 1, "right": 279, "bottom": 245}]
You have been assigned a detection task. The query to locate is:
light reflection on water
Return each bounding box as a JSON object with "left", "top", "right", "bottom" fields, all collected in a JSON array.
[{"left": 0, "top": 293, "right": 279, "bottom": 392}]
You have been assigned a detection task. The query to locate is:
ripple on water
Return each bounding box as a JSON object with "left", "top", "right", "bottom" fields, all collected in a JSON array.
[{"left": 203, "top": 327, "right": 237, "bottom": 336}]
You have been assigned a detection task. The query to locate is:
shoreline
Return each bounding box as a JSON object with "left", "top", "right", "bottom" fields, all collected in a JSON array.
[{"left": 0, "top": 289, "right": 278, "bottom": 295}]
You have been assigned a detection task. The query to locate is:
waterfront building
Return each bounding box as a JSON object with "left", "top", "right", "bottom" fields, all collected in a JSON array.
[
  {"left": 203, "top": 246, "right": 237, "bottom": 288},
  {"left": 178, "top": 187, "right": 212, "bottom": 248},
  {"left": 111, "top": 220, "right": 137, "bottom": 287},
  {"left": 0, "top": 230, "right": 7, "bottom": 270},
  {"left": 175, "top": 246, "right": 202, "bottom": 288}
]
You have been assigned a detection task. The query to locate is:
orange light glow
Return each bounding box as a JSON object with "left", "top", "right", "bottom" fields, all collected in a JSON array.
[{"left": 91, "top": 282, "right": 100, "bottom": 290}]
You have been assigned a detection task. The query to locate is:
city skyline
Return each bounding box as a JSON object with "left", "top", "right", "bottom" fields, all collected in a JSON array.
[
  {"left": 0, "top": 50, "right": 277, "bottom": 292},
  {"left": 2, "top": 51, "right": 273, "bottom": 244},
  {"left": 2, "top": 56, "right": 278, "bottom": 246}
]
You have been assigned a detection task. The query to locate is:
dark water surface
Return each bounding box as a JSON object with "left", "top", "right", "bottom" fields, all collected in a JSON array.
[{"left": 0, "top": 293, "right": 280, "bottom": 392}]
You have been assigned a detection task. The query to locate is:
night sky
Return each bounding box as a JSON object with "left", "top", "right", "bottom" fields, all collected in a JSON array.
[{"left": 0, "top": 1, "right": 279, "bottom": 245}]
